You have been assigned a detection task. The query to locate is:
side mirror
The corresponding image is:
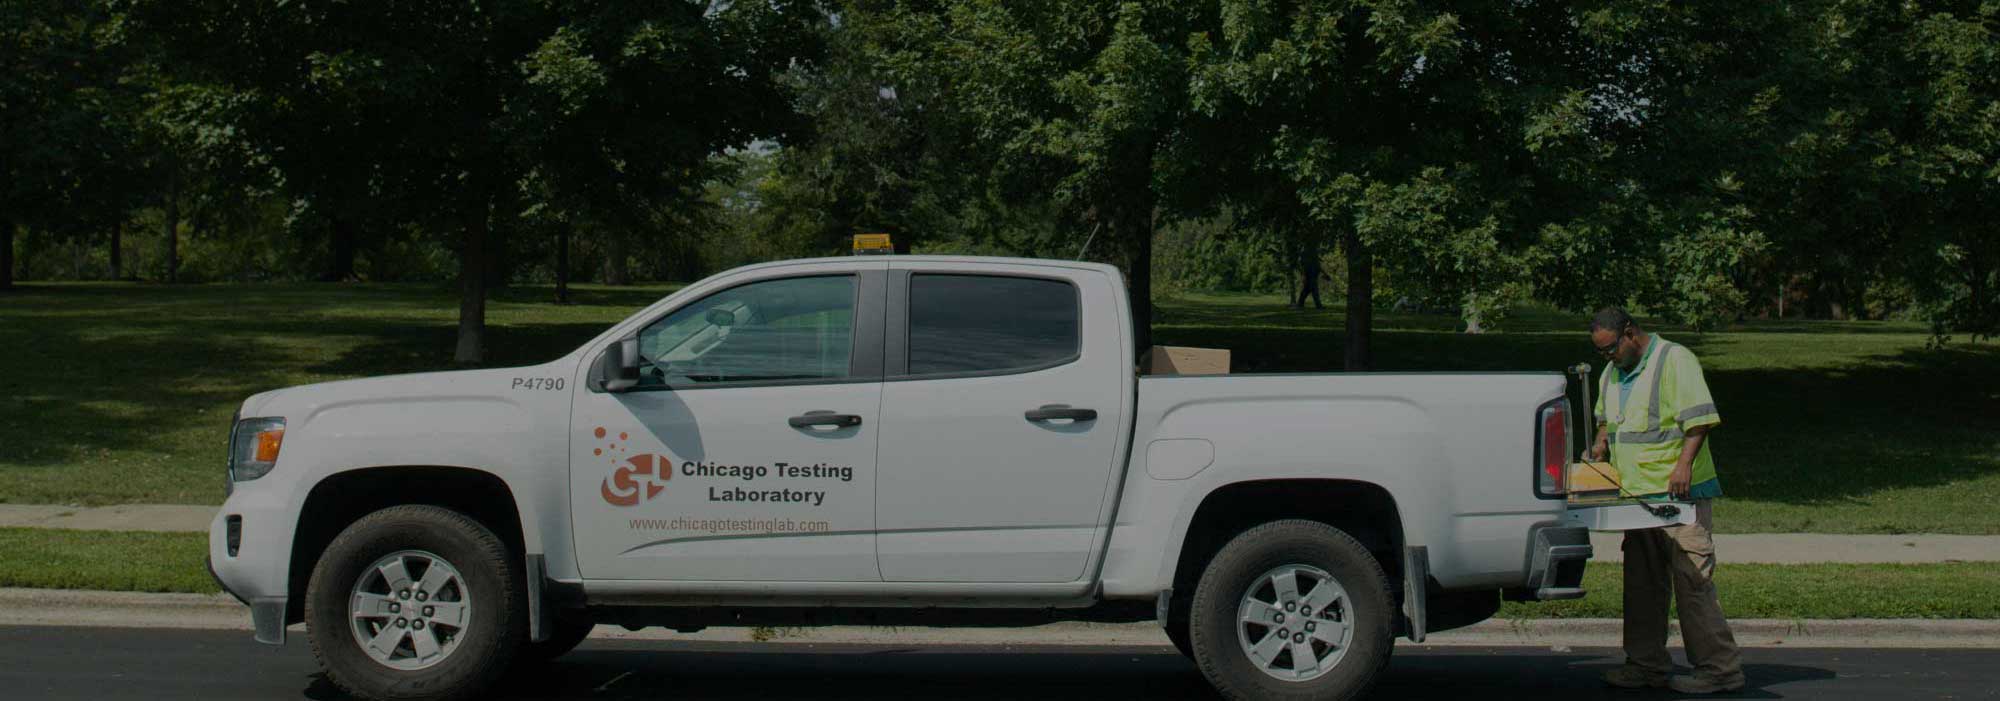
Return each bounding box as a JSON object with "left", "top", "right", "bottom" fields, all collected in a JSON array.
[
  {"left": 597, "top": 337, "right": 642, "bottom": 393},
  {"left": 705, "top": 308, "right": 737, "bottom": 328}
]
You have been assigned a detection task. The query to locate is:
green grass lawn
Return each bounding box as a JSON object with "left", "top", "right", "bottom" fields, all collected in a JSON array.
[
  {"left": 0, "top": 282, "right": 678, "bottom": 505},
  {"left": 2, "top": 282, "right": 1996, "bottom": 533},
  {"left": 0, "top": 527, "right": 217, "bottom": 593}
]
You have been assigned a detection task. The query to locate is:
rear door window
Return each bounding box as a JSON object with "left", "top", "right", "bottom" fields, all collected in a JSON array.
[{"left": 906, "top": 274, "right": 1079, "bottom": 375}]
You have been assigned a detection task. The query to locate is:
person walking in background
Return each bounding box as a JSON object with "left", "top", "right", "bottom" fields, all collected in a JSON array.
[
  {"left": 1292, "top": 250, "right": 1329, "bottom": 309},
  {"left": 1588, "top": 307, "right": 1745, "bottom": 694}
]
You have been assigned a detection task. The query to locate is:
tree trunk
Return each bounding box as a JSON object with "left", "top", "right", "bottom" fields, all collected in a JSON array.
[
  {"left": 555, "top": 224, "right": 571, "bottom": 304},
  {"left": 165, "top": 211, "right": 179, "bottom": 283},
  {"left": 1, "top": 219, "right": 14, "bottom": 290},
  {"left": 323, "top": 216, "right": 358, "bottom": 282},
  {"left": 164, "top": 183, "right": 180, "bottom": 284},
  {"left": 110, "top": 221, "right": 123, "bottom": 280},
  {"left": 1343, "top": 229, "right": 1372, "bottom": 371},
  {"left": 1292, "top": 250, "right": 1307, "bottom": 309},
  {"left": 454, "top": 198, "right": 491, "bottom": 364},
  {"left": 603, "top": 230, "right": 631, "bottom": 286},
  {"left": 1127, "top": 212, "right": 1153, "bottom": 352}
]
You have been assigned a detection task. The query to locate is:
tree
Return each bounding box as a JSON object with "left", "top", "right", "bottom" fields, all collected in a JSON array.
[
  {"left": 1187, "top": 2, "right": 1574, "bottom": 365},
  {"left": 130, "top": 0, "right": 826, "bottom": 361},
  {"left": 1768, "top": 1, "right": 1999, "bottom": 339},
  {"left": 866, "top": 1, "right": 1217, "bottom": 348},
  {"left": 2, "top": 0, "right": 136, "bottom": 289}
]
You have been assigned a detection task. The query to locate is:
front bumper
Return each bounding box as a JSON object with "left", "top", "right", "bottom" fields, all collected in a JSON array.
[
  {"left": 207, "top": 486, "right": 296, "bottom": 645},
  {"left": 206, "top": 554, "right": 287, "bottom": 645}
]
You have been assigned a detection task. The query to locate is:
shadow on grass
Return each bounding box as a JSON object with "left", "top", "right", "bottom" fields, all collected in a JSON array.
[
  {"left": 304, "top": 321, "right": 615, "bottom": 377},
  {"left": 0, "top": 283, "right": 668, "bottom": 478},
  {"left": 1710, "top": 344, "right": 2000, "bottom": 507}
]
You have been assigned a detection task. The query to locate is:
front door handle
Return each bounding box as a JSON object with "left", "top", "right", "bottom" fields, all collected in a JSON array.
[
  {"left": 789, "top": 410, "right": 863, "bottom": 429},
  {"left": 1025, "top": 404, "right": 1097, "bottom": 423}
]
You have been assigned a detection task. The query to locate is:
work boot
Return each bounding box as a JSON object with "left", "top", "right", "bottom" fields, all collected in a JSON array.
[
  {"left": 1668, "top": 674, "right": 1746, "bottom": 694},
  {"left": 1601, "top": 665, "right": 1669, "bottom": 689}
]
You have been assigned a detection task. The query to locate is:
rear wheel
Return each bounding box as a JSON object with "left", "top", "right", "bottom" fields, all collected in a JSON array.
[
  {"left": 306, "top": 505, "right": 524, "bottom": 701},
  {"left": 1188, "top": 519, "right": 1394, "bottom": 701}
]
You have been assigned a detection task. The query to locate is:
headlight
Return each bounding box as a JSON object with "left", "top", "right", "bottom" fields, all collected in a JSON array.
[{"left": 229, "top": 417, "right": 287, "bottom": 482}]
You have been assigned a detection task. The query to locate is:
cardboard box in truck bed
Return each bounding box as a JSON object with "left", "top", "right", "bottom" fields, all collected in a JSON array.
[{"left": 1142, "top": 346, "right": 1230, "bottom": 375}]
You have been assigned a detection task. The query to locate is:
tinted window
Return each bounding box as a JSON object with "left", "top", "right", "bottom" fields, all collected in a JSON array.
[
  {"left": 637, "top": 275, "right": 854, "bottom": 386},
  {"left": 907, "top": 275, "right": 1079, "bottom": 375}
]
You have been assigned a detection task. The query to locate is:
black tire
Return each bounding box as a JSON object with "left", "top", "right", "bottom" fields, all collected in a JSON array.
[
  {"left": 306, "top": 505, "right": 525, "bottom": 701},
  {"left": 519, "top": 615, "right": 595, "bottom": 662},
  {"left": 1188, "top": 520, "right": 1394, "bottom": 701}
]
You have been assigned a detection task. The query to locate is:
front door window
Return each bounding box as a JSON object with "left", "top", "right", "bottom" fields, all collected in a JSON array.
[{"left": 638, "top": 275, "right": 855, "bottom": 387}]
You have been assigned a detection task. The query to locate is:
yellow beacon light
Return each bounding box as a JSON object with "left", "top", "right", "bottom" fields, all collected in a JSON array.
[{"left": 852, "top": 233, "right": 894, "bottom": 255}]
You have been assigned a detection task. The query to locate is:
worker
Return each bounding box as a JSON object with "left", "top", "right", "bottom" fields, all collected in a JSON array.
[{"left": 1588, "top": 308, "right": 1744, "bottom": 694}]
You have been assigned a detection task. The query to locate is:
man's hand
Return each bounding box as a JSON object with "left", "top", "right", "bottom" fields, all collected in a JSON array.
[
  {"left": 1590, "top": 435, "right": 1609, "bottom": 461},
  {"left": 1667, "top": 461, "right": 1693, "bottom": 498}
]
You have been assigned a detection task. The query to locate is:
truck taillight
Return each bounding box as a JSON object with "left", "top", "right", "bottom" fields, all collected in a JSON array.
[{"left": 1537, "top": 399, "right": 1569, "bottom": 498}]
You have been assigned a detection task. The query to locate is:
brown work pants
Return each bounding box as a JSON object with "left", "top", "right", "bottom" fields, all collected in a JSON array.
[{"left": 1622, "top": 500, "right": 1743, "bottom": 683}]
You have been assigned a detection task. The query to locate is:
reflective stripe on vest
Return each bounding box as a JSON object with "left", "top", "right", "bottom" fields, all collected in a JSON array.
[{"left": 1600, "top": 339, "right": 1680, "bottom": 446}]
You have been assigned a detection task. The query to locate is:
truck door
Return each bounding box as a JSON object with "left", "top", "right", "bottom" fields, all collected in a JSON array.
[
  {"left": 569, "top": 267, "right": 887, "bottom": 581},
  {"left": 874, "top": 264, "right": 1130, "bottom": 582}
]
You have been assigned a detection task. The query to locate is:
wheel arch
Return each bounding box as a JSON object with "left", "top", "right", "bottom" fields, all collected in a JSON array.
[
  {"left": 1166, "top": 479, "right": 1407, "bottom": 616},
  {"left": 286, "top": 465, "right": 528, "bottom": 624}
]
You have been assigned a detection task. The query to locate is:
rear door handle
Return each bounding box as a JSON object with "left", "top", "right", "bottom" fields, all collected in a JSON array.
[
  {"left": 1025, "top": 404, "right": 1097, "bottom": 423},
  {"left": 789, "top": 410, "right": 862, "bottom": 429}
]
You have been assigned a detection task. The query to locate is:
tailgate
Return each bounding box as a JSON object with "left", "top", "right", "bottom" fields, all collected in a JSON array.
[{"left": 1563, "top": 461, "right": 1697, "bottom": 530}]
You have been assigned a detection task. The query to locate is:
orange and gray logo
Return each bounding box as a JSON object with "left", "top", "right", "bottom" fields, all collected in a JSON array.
[{"left": 594, "top": 426, "right": 671, "bottom": 507}]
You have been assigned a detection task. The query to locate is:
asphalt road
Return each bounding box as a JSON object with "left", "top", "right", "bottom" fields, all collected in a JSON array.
[{"left": 2, "top": 625, "right": 1996, "bottom": 700}]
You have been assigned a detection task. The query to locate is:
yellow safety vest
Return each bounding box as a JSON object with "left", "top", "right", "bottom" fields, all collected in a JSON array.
[{"left": 1595, "top": 335, "right": 1721, "bottom": 496}]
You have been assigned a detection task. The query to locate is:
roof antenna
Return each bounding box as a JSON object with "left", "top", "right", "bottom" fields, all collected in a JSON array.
[{"left": 1074, "top": 222, "right": 1101, "bottom": 261}]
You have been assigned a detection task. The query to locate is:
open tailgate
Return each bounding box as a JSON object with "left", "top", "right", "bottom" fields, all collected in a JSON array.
[{"left": 1562, "top": 461, "right": 1697, "bottom": 530}]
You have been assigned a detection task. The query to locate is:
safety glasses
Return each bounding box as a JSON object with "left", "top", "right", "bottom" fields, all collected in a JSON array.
[{"left": 1594, "top": 324, "right": 1629, "bottom": 357}]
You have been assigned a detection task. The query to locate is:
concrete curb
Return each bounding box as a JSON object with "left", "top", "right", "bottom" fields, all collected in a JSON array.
[{"left": 5, "top": 588, "right": 1997, "bottom": 649}]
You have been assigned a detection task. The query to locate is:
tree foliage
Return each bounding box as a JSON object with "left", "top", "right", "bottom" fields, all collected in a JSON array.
[
  {"left": 121, "top": 0, "right": 826, "bottom": 360},
  {"left": 5, "top": 0, "right": 1997, "bottom": 357}
]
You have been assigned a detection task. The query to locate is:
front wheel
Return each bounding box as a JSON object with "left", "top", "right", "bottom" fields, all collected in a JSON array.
[
  {"left": 306, "top": 505, "right": 525, "bottom": 701},
  {"left": 1188, "top": 519, "right": 1394, "bottom": 701}
]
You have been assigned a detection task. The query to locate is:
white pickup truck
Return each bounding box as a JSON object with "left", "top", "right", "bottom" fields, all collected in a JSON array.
[{"left": 208, "top": 255, "right": 1684, "bottom": 700}]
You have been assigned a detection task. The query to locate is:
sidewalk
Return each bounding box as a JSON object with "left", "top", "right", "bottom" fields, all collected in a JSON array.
[
  {"left": 0, "top": 504, "right": 216, "bottom": 532},
  {"left": 6, "top": 504, "right": 2000, "bottom": 564}
]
